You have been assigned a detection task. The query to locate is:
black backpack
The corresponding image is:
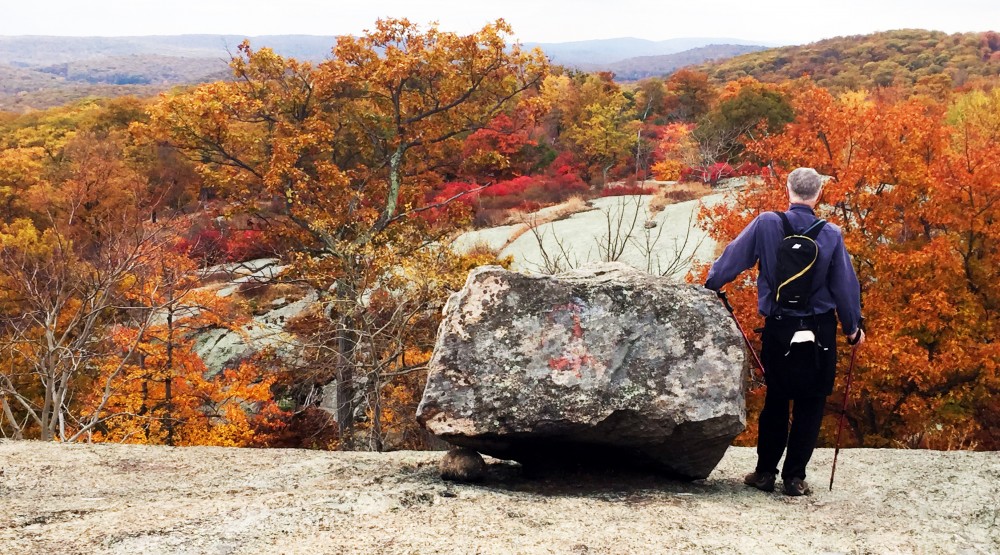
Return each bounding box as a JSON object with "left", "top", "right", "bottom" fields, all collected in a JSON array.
[{"left": 773, "top": 211, "right": 826, "bottom": 310}]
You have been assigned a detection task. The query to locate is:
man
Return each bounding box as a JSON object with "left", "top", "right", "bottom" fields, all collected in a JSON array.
[{"left": 704, "top": 167, "right": 865, "bottom": 496}]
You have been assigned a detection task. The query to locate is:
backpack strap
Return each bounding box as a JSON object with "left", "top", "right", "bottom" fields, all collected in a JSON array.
[
  {"left": 803, "top": 218, "right": 826, "bottom": 239},
  {"left": 774, "top": 211, "right": 795, "bottom": 237},
  {"left": 775, "top": 211, "right": 826, "bottom": 238}
]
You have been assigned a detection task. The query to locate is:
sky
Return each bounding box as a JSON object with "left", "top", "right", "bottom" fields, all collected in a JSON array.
[{"left": 2, "top": 0, "right": 997, "bottom": 45}]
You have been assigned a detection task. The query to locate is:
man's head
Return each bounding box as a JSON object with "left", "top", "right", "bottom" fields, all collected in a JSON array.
[{"left": 786, "top": 167, "right": 823, "bottom": 206}]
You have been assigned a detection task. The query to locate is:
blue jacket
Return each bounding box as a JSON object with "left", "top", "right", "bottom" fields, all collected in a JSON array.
[{"left": 705, "top": 204, "right": 863, "bottom": 335}]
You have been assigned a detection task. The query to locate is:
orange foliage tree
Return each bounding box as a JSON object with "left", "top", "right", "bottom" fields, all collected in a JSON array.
[
  {"left": 650, "top": 123, "right": 698, "bottom": 180},
  {"left": 80, "top": 248, "right": 287, "bottom": 446},
  {"left": 701, "top": 84, "right": 1000, "bottom": 449}
]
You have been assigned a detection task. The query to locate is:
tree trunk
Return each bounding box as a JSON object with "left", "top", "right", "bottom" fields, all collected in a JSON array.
[
  {"left": 334, "top": 310, "right": 357, "bottom": 445},
  {"left": 40, "top": 369, "right": 54, "bottom": 442},
  {"left": 139, "top": 353, "right": 150, "bottom": 440},
  {"left": 370, "top": 375, "right": 384, "bottom": 452},
  {"left": 377, "top": 142, "right": 408, "bottom": 231},
  {"left": 165, "top": 309, "right": 175, "bottom": 446},
  {"left": 1, "top": 396, "right": 24, "bottom": 440}
]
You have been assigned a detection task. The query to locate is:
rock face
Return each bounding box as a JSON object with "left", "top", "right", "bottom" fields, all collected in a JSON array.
[
  {"left": 190, "top": 259, "right": 315, "bottom": 376},
  {"left": 416, "top": 263, "right": 747, "bottom": 479},
  {"left": 452, "top": 193, "right": 725, "bottom": 276}
]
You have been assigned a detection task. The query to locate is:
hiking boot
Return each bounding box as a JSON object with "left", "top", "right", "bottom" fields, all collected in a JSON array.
[
  {"left": 783, "top": 477, "right": 812, "bottom": 496},
  {"left": 743, "top": 471, "right": 776, "bottom": 492}
]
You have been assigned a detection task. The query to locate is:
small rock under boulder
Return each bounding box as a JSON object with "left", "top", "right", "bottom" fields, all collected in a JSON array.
[
  {"left": 439, "top": 448, "right": 487, "bottom": 482},
  {"left": 416, "top": 263, "right": 747, "bottom": 480}
]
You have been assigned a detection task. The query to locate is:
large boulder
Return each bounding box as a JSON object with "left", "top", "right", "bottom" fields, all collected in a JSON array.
[{"left": 416, "top": 263, "right": 747, "bottom": 479}]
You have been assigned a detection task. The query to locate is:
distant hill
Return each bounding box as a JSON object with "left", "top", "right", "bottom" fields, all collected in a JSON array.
[
  {"left": 601, "top": 44, "right": 768, "bottom": 81},
  {"left": 0, "top": 34, "right": 775, "bottom": 112},
  {"left": 0, "top": 63, "right": 63, "bottom": 94},
  {"left": 34, "top": 55, "right": 230, "bottom": 85},
  {"left": 7, "top": 30, "right": 998, "bottom": 112},
  {"left": 698, "top": 29, "right": 1000, "bottom": 90},
  {"left": 523, "top": 37, "right": 774, "bottom": 67},
  {"left": 0, "top": 35, "right": 337, "bottom": 65},
  {"left": 0, "top": 55, "right": 232, "bottom": 113},
  {"left": 0, "top": 35, "right": 770, "bottom": 70},
  {"left": 0, "top": 35, "right": 340, "bottom": 112}
]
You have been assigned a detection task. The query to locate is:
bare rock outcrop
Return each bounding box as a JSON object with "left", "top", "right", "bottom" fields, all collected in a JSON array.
[{"left": 416, "top": 263, "right": 747, "bottom": 479}]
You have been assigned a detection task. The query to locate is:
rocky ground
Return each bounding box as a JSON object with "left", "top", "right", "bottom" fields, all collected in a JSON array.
[{"left": 1, "top": 441, "right": 997, "bottom": 554}]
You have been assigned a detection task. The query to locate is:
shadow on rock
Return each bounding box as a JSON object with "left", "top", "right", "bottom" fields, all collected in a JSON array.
[{"left": 450, "top": 459, "right": 740, "bottom": 500}]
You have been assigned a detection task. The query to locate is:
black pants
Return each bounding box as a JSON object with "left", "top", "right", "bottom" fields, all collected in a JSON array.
[
  {"left": 755, "top": 390, "right": 826, "bottom": 480},
  {"left": 755, "top": 310, "right": 837, "bottom": 480}
]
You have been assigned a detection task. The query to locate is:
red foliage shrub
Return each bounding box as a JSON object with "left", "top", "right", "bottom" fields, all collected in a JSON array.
[
  {"left": 175, "top": 224, "right": 226, "bottom": 264},
  {"left": 680, "top": 162, "right": 764, "bottom": 185},
  {"left": 426, "top": 165, "right": 590, "bottom": 225},
  {"left": 548, "top": 151, "right": 587, "bottom": 180},
  {"left": 225, "top": 229, "right": 273, "bottom": 262},
  {"left": 420, "top": 151, "right": 593, "bottom": 227},
  {"left": 175, "top": 219, "right": 279, "bottom": 264}
]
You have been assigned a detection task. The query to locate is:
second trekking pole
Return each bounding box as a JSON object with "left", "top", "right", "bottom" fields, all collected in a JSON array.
[{"left": 830, "top": 318, "right": 864, "bottom": 491}]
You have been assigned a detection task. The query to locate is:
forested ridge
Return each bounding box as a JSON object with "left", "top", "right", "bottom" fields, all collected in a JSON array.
[
  {"left": 701, "top": 29, "right": 1000, "bottom": 91},
  {"left": 0, "top": 20, "right": 997, "bottom": 452}
]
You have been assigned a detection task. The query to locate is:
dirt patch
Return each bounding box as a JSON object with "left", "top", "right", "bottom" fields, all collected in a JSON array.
[
  {"left": 1, "top": 441, "right": 997, "bottom": 554},
  {"left": 648, "top": 182, "right": 715, "bottom": 214}
]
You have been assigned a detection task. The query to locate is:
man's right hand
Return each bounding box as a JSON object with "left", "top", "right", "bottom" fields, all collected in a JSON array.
[{"left": 848, "top": 328, "right": 866, "bottom": 346}]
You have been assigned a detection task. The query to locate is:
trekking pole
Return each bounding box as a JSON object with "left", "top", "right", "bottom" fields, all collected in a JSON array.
[
  {"left": 830, "top": 318, "right": 865, "bottom": 491},
  {"left": 716, "top": 290, "right": 765, "bottom": 379}
]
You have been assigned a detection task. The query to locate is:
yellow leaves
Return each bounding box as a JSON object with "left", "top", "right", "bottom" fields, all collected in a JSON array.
[
  {"left": 837, "top": 89, "right": 874, "bottom": 110},
  {"left": 0, "top": 145, "right": 45, "bottom": 186},
  {"left": 718, "top": 76, "right": 761, "bottom": 101},
  {"left": 0, "top": 219, "right": 78, "bottom": 272},
  {"left": 947, "top": 88, "right": 1000, "bottom": 135}
]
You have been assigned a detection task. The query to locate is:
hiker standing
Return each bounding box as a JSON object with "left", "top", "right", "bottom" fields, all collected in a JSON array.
[{"left": 704, "top": 167, "right": 865, "bottom": 496}]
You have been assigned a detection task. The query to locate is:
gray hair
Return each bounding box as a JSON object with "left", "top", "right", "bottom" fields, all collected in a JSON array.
[{"left": 786, "top": 167, "right": 823, "bottom": 200}]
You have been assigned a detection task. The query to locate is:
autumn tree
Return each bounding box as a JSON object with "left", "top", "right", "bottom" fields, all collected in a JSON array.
[
  {"left": 650, "top": 123, "right": 699, "bottom": 181},
  {"left": 459, "top": 112, "right": 543, "bottom": 180},
  {"left": 0, "top": 96, "right": 244, "bottom": 443},
  {"left": 633, "top": 78, "right": 669, "bottom": 124},
  {"left": 630, "top": 78, "right": 670, "bottom": 181},
  {"left": 663, "top": 69, "right": 716, "bottom": 122},
  {"left": 0, "top": 215, "right": 166, "bottom": 441},
  {"left": 80, "top": 247, "right": 287, "bottom": 446},
  {"left": 694, "top": 78, "right": 795, "bottom": 167},
  {"left": 553, "top": 73, "right": 639, "bottom": 186},
  {"left": 145, "top": 19, "right": 547, "bottom": 446}
]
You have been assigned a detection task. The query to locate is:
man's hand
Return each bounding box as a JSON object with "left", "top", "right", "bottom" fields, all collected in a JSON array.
[{"left": 848, "top": 328, "right": 866, "bottom": 346}]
